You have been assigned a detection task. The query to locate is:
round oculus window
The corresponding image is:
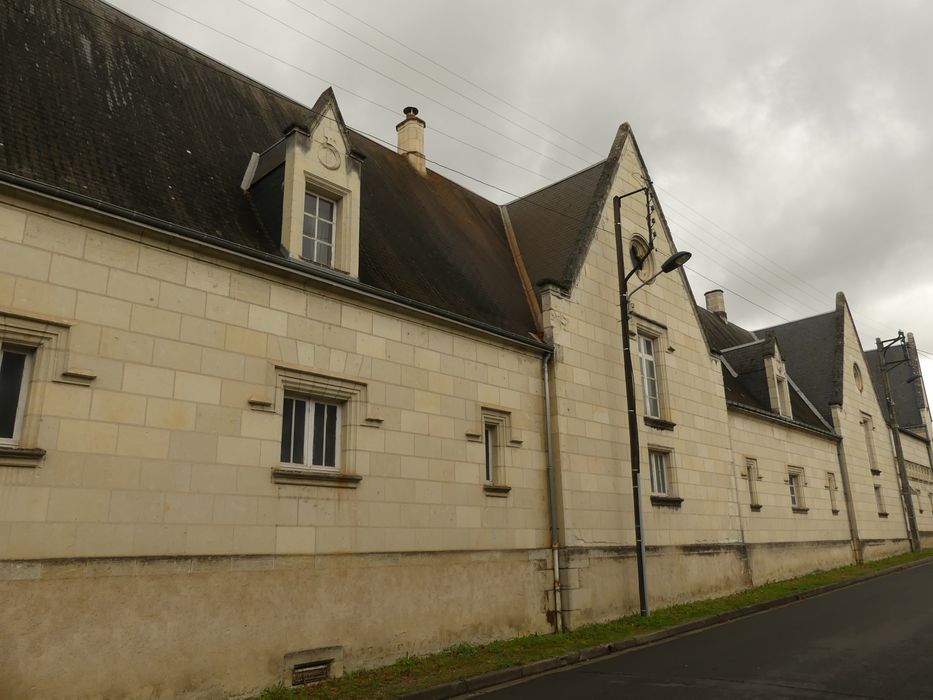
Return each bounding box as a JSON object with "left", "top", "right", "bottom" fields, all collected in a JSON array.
[
  {"left": 629, "top": 236, "right": 655, "bottom": 283},
  {"left": 853, "top": 362, "right": 864, "bottom": 392}
]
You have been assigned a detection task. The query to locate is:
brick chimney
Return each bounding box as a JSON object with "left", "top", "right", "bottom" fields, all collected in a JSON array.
[
  {"left": 396, "top": 106, "right": 426, "bottom": 175},
  {"left": 705, "top": 289, "right": 727, "bottom": 322}
]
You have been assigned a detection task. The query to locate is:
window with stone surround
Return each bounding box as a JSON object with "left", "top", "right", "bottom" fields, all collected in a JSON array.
[
  {"left": 874, "top": 484, "right": 887, "bottom": 516},
  {"left": 744, "top": 458, "right": 761, "bottom": 511},
  {"left": 0, "top": 309, "right": 87, "bottom": 468},
  {"left": 270, "top": 366, "right": 373, "bottom": 488},
  {"left": 648, "top": 448, "right": 682, "bottom": 507},
  {"left": 787, "top": 467, "right": 807, "bottom": 512},
  {"left": 861, "top": 413, "right": 879, "bottom": 474},
  {"left": 637, "top": 333, "right": 661, "bottom": 419},
  {"left": 301, "top": 190, "right": 337, "bottom": 267},
  {"left": 826, "top": 472, "right": 840, "bottom": 514},
  {"left": 468, "top": 408, "right": 518, "bottom": 497}
]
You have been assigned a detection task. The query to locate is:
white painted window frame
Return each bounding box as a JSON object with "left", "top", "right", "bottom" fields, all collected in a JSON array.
[
  {"left": 0, "top": 345, "right": 33, "bottom": 446},
  {"left": 637, "top": 334, "right": 661, "bottom": 419},
  {"left": 301, "top": 190, "right": 338, "bottom": 268},
  {"left": 281, "top": 394, "right": 342, "bottom": 471}
]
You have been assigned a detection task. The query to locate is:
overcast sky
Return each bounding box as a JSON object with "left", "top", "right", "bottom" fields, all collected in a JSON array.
[{"left": 106, "top": 0, "right": 933, "bottom": 389}]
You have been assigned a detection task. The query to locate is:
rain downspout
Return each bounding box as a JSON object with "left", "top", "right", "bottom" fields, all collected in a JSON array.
[{"left": 543, "top": 352, "right": 563, "bottom": 632}]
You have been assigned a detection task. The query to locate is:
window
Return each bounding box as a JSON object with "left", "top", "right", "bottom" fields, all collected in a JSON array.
[
  {"left": 281, "top": 396, "right": 340, "bottom": 469},
  {"left": 861, "top": 413, "right": 878, "bottom": 473},
  {"left": 776, "top": 377, "right": 789, "bottom": 417},
  {"left": 826, "top": 472, "right": 839, "bottom": 514},
  {"left": 788, "top": 467, "right": 806, "bottom": 510},
  {"left": 0, "top": 345, "right": 32, "bottom": 444},
  {"left": 638, "top": 334, "right": 661, "bottom": 418},
  {"left": 745, "top": 458, "right": 761, "bottom": 509},
  {"left": 874, "top": 485, "right": 887, "bottom": 515},
  {"left": 302, "top": 191, "right": 336, "bottom": 267},
  {"left": 649, "top": 450, "right": 670, "bottom": 495},
  {"left": 853, "top": 362, "right": 864, "bottom": 392},
  {"left": 477, "top": 409, "right": 512, "bottom": 495},
  {"left": 484, "top": 423, "right": 497, "bottom": 483}
]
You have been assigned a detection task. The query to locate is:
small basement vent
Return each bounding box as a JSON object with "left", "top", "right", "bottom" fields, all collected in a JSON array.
[{"left": 292, "top": 659, "right": 332, "bottom": 686}]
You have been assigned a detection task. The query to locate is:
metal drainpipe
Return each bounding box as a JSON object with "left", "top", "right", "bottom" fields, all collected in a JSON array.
[{"left": 543, "top": 352, "right": 563, "bottom": 632}]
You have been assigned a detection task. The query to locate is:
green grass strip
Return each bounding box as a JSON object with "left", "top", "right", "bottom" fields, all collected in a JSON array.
[{"left": 256, "top": 548, "right": 933, "bottom": 699}]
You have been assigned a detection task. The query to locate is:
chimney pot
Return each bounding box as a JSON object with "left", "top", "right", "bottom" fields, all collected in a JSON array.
[
  {"left": 705, "top": 289, "right": 727, "bottom": 322},
  {"left": 396, "top": 107, "right": 426, "bottom": 175}
]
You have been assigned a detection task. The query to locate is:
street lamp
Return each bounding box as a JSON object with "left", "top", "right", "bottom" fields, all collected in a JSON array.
[
  {"left": 875, "top": 332, "right": 921, "bottom": 553},
  {"left": 613, "top": 190, "right": 692, "bottom": 616}
]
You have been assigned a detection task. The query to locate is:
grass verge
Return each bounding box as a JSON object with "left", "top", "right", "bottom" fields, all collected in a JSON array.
[{"left": 256, "top": 548, "right": 933, "bottom": 699}]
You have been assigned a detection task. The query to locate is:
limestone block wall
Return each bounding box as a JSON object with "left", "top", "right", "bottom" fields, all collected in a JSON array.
[
  {"left": 543, "top": 136, "right": 739, "bottom": 552},
  {"left": 835, "top": 309, "right": 910, "bottom": 546},
  {"left": 0, "top": 195, "right": 551, "bottom": 560},
  {"left": 901, "top": 432, "right": 933, "bottom": 535},
  {"left": 728, "top": 412, "right": 851, "bottom": 545}
]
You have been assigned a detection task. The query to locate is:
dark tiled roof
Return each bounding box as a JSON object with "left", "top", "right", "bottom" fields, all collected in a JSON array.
[
  {"left": 0, "top": 0, "right": 538, "bottom": 338},
  {"left": 507, "top": 126, "right": 629, "bottom": 290},
  {"left": 757, "top": 311, "right": 839, "bottom": 424},
  {"left": 695, "top": 307, "right": 757, "bottom": 352},
  {"left": 506, "top": 162, "right": 605, "bottom": 288},
  {"left": 864, "top": 347, "right": 924, "bottom": 429},
  {"left": 697, "top": 306, "right": 830, "bottom": 432}
]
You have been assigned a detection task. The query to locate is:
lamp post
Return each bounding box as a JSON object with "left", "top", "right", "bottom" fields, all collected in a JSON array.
[
  {"left": 876, "top": 332, "right": 921, "bottom": 553},
  {"left": 613, "top": 189, "right": 692, "bottom": 616}
]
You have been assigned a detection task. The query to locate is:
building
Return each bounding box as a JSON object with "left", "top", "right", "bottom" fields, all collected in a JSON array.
[{"left": 2, "top": 1, "right": 931, "bottom": 697}]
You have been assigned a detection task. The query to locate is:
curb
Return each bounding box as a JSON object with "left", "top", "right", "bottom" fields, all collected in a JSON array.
[{"left": 396, "top": 556, "right": 933, "bottom": 699}]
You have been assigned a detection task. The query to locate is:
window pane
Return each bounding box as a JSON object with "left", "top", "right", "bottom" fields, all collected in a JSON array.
[
  {"left": 316, "top": 242, "right": 333, "bottom": 267},
  {"left": 280, "top": 397, "right": 294, "bottom": 462},
  {"left": 312, "top": 402, "right": 326, "bottom": 466},
  {"left": 301, "top": 234, "right": 316, "bottom": 259},
  {"left": 318, "top": 199, "right": 334, "bottom": 221},
  {"left": 485, "top": 425, "right": 496, "bottom": 482},
  {"left": 0, "top": 350, "right": 27, "bottom": 439},
  {"left": 318, "top": 220, "right": 333, "bottom": 243},
  {"left": 323, "top": 404, "right": 337, "bottom": 467},
  {"left": 304, "top": 192, "right": 318, "bottom": 216},
  {"left": 292, "top": 399, "right": 306, "bottom": 464}
]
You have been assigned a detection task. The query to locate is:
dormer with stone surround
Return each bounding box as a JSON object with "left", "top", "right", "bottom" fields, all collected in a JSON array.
[{"left": 242, "top": 89, "right": 364, "bottom": 277}]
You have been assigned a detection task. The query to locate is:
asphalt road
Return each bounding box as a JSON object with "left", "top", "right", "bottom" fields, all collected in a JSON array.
[{"left": 478, "top": 561, "right": 933, "bottom": 699}]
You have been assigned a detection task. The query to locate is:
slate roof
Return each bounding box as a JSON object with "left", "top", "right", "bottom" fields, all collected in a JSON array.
[
  {"left": 758, "top": 311, "right": 840, "bottom": 425},
  {"left": 864, "top": 346, "right": 925, "bottom": 430},
  {"left": 506, "top": 126, "right": 629, "bottom": 290},
  {"left": 0, "top": 0, "right": 538, "bottom": 339},
  {"left": 696, "top": 307, "right": 830, "bottom": 432}
]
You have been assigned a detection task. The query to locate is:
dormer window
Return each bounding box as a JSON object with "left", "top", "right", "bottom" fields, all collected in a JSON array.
[{"left": 303, "top": 191, "right": 336, "bottom": 267}]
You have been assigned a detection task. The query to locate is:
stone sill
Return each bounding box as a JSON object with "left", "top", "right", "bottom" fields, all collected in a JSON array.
[
  {"left": 870, "top": 468, "right": 882, "bottom": 476},
  {"left": 792, "top": 506, "right": 810, "bottom": 514},
  {"left": 271, "top": 467, "right": 362, "bottom": 488},
  {"left": 878, "top": 511, "right": 889, "bottom": 518},
  {"left": 650, "top": 495, "right": 683, "bottom": 508},
  {"left": 0, "top": 445, "right": 46, "bottom": 468},
  {"left": 643, "top": 417, "right": 676, "bottom": 431},
  {"left": 750, "top": 504, "right": 763, "bottom": 512},
  {"left": 484, "top": 484, "right": 511, "bottom": 498}
]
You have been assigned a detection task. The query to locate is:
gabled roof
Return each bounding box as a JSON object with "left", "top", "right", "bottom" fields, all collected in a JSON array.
[
  {"left": 696, "top": 307, "right": 831, "bottom": 433},
  {"left": 0, "top": 0, "right": 538, "bottom": 338},
  {"left": 864, "top": 346, "right": 925, "bottom": 431},
  {"left": 507, "top": 125, "right": 630, "bottom": 290},
  {"left": 758, "top": 311, "right": 840, "bottom": 425}
]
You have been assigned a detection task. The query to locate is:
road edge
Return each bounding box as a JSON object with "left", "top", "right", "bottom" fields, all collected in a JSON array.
[{"left": 396, "top": 556, "right": 933, "bottom": 699}]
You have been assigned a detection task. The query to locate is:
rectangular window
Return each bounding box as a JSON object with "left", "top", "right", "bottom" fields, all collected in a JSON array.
[
  {"left": 776, "top": 377, "right": 789, "bottom": 416},
  {"left": 827, "top": 472, "right": 838, "bottom": 513},
  {"left": 638, "top": 335, "right": 661, "bottom": 418},
  {"left": 874, "top": 485, "right": 886, "bottom": 514},
  {"left": 302, "top": 191, "right": 336, "bottom": 267},
  {"left": 484, "top": 423, "right": 497, "bottom": 483},
  {"left": 280, "top": 396, "right": 340, "bottom": 469},
  {"left": 746, "top": 458, "right": 760, "bottom": 508},
  {"left": 788, "top": 468, "right": 805, "bottom": 508},
  {"left": 861, "top": 413, "right": 877, "bottom": 472},
  {"left": 649, "top": 450, "right": 669, "bottom": 495},
  {"left": 0, "top": 345, "right": 32, "bottom": 444}
]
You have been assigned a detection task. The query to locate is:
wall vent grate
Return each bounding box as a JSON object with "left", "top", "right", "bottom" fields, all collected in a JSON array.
[{"left": 292, "top": 659, "right": 331, "bottom": 686}]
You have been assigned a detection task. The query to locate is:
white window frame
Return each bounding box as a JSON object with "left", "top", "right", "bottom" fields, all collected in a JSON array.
[
  {"left": 637, "top": 334, "right": 661, "bottom": 419},
  {"left": 484, "top": 422, "right": 497, "bottom": 484},
  {"left": 745, "top": 458, "right": 761, "bottom": 509},
  {"left": 280, "top": 395, "right": 342, "bottom": 470},
  {"left": 648, "top": 449, "right": 671, "bottom": 496},
  {"left": 301, "top": 190, "right": 337, "bottom": 267},
  {"left": 0, "top": 344, "right": 34, "bottom": 446},
  {"left": 479, "top": 409, "right": 512, "bottom": 488},
  {"left": 826, "top": 472, "right": 839, "bottom": 513},
  {"left": 787, "top": 467, "right": 806, "bottom": 509}
]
